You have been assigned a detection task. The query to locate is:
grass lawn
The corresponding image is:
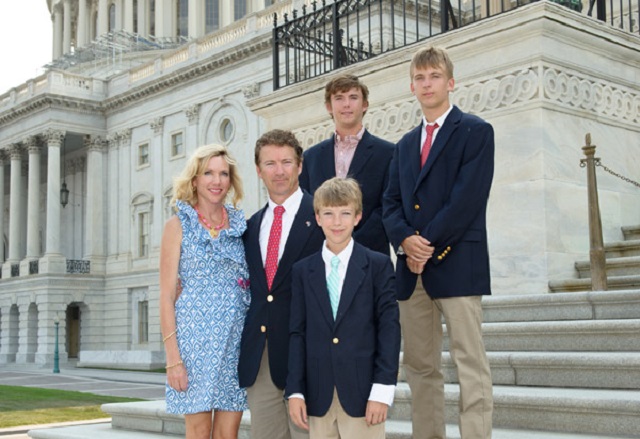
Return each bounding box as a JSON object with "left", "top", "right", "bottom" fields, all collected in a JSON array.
[{"left": 0, "top": 385, "right": 143, "bottom": 429}]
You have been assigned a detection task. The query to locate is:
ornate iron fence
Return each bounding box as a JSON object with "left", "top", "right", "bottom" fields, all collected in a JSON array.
[
  {"left": 29, "top": 260, "right": 39, "bottom": 275},
  {"left": 11, "top": 264, "right": 19, "bottom": 278},
  {"left": 273, "top": 0, "right": 639, "bottom": 89},
  {"left": 67, "top": 259, "right": 91, "bottom": 274}
]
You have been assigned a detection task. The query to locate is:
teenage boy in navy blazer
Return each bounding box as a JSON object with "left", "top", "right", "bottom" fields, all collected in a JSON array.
[
  {"left": 287, "top": 177, "right": 400, "bottom": 439},
  {"left": 383, "top": 46, "right": 494, "bottom": 439},
  {"left": 299, "top": 75, "right": 394, "bottom": 255}
]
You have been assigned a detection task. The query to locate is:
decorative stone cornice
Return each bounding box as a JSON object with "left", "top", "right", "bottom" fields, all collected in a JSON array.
[
  {"left": 150, "top": 117, "right": 164, "bottom": 134},
  {"left": 9, "top": 143, "right": 24, "bottom": 160},
  {"left": 44, "top": 129, "right": 65, "bottom": 147},
  {"left": 0, "top": 95, "right": 104, "bottom": 126},
  {"left": 185, "top": 104, "right": 200, "bottom": 124},
  {"left": 118, "top": 129, "right": 132, "bottom": 145},
  {"left": 0, "top": 150, "right": 7, "bottom": 164},
  {"left": 106, "top": 133, "right": 120, "bottom": 150}
]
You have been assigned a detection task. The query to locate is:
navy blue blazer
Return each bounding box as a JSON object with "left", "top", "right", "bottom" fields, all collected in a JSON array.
[
  {"left": 299, "top": 130, "right": 395, "bottom": 256},
  {"left": 239, "top": 192, "right": 325, "bottom": 390},
  {"left": 383, "top": 106, "right": 494, "bottom": 300},
  {"left": 285, "top": 242, "right": 400, "bottom": 418}
]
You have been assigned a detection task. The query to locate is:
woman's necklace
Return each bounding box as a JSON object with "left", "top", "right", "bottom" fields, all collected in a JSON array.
[{"left": 195, "top": 205, "right": 227, "bottom": 238}]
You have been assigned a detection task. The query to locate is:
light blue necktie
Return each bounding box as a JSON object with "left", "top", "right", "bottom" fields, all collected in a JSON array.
[{"left": 327, "top": 256, "right": 341, "bottom": 320}]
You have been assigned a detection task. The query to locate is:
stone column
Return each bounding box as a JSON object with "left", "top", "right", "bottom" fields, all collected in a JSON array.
[
  {"left": 40, "top": 130, "right": 66, "bottom": 274},
  {"left": 107, "top": 134, "right": 119, "bottom": 261},
  {"left": 0, "top": 152, "right": 6, "bottom": 264},
  {"left": 220, "top": 0, "right": 234, "bottom": 28},
  {"left": 85, "top": 137, "right": 106, "bottom": 274},
  {"left": 155, "top": 0, "right": 171, "bottom": 38},
  {"left": 52, "top": 8, "right": 63, "bottom": 61},
  {"left": 124, "top": 0, "right": 134, "bottom": 32},
  {"left": 7, "top": 145, "right": 23, "bottom": 263},
  {"left": 118, "top": 130, "right": 132, "bottom": 266},
  {"left": 63, "top": 0, "right": 72, "bottom": 54},
  {"left": 73, "top": 156, "right": 86, "bottom": 259},
  {"left": 137, "top": 0, "right": 148, "bottom": 36},
  {"left": 115, "top": 0, "right": 124, "bottom": 30},
  {"left": 77, "top": 0, "right": 88, "bottom": 47},
  {"left": 150, "top": 117, "right": 164, "bottom": 256},
  {"left": 15, "top": 303, "right": 36, "bottom": 364},
  {"left": 98, "top": 0, "right": 109, "bottom": 36},
  {"left": 188, "top": 0, "right": 205, "bottom": 38},
  {"left": 21, "top": 137, "right": 42, "bottom": 275},
  {"left": 250, "top": 0, "right": 263, "bottom": 14},
  {"left": 62, "top": 158, "right": 76, "bottom": 258}
]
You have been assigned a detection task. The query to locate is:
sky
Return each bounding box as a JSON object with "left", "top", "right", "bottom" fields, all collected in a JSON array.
[{"left": 0, "top": 0, "right": 53, "bottom": 95}]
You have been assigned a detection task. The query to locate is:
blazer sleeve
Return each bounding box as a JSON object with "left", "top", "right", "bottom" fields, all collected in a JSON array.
[
  {"left": 372, "top": 255, "right": 401, "bottom": 385},
  {"left": 425, "top": 121, "right": 495, "bottom": 249},
  {"left": 383, "top": 142, "right": 416, "bottom": 250},
  {"left": 285, "top": 262, "right": 307, "bottom": 398}
]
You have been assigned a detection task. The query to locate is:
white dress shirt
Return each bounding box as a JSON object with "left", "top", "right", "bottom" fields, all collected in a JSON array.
[
  {"left": 420, "top": 104, "right": 453, "bottom": 154},
  {"left": 259, "top": 187, "right": 304, "bottom": 266}
]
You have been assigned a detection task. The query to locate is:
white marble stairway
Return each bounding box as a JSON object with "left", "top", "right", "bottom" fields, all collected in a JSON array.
[
  {"left": 29, "top": 289, "right": 640, "bottom": 439},
  {"left": 550, "top": 225, "right": 640, "bottom": 292}
]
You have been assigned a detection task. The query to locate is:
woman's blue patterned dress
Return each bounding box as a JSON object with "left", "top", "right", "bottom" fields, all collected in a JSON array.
[{"left": 165, "top": 200, "right": 251, "bottom": 414}]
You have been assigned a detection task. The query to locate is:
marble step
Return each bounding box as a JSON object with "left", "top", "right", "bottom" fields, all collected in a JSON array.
[
  {"left": 397, "top": 352, "right": 640, "bottom": 390},
  {"left": 30, "top": 385, "right": 640, "bottom": 438},
  {"left": 445, "top": 319, "right": 640, "bottom": 352},
  {"left": 27, "top": 418, "right": 634, "bottom": 439},
  {"left": 575, "top": 256, "right": 640, "bottom": 277},
  {"left": 604, "top": 239, "right": 640, "bottom": 258},
  {"left": 481, "top": 289, "right": 640, "bottom": 322},
  {"left": 622, "top": 225, "right": 640, "bottom": 241},
  {"left": 549, "top": 275, "right": 640, "bottom": 292}
]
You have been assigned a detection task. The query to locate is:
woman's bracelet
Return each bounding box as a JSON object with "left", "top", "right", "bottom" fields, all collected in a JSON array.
[
  {"left": 162, "top": 330, "right": 176, "bottom": 343},
  {"left": 165, "top": 360, "right": 183, "bottom": 369}
]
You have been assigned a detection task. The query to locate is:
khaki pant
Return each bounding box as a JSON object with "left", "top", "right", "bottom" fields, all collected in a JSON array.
[
  {"left": 309, "top": 388, "right": 385, "bottom": 439},
  {"left": 246, "top": 345, "right": 309, "bottom": 439},
  {"left": 399, "top": 279, "right": 493, "bottom": 439}
]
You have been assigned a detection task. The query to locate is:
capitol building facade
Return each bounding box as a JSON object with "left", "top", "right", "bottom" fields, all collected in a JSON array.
[{"left": 0, "top": 0, "right": 638, "bottom": 369}]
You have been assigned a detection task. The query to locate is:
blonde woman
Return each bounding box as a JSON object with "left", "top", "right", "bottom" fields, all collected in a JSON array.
[{"left": 160, "top": 144, "right": 250, "bottom": 439}]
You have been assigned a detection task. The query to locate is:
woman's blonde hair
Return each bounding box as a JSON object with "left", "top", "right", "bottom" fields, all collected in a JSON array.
[{"left": 171, "top": 144, "right": 243, "bottom": 208}]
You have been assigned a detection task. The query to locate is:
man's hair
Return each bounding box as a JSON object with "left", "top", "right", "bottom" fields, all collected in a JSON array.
[
  {"left": 324, "top": 74, "right": 369, "bottom": 108},
  {"left": 254, "top": 129, "right": 304, "bottom": 166},
  {"left": 313, "top": 177, "right": 363, "bottom": 215},
  {"left": 410, "top": 46, "right": 454, "bottom": 79}
]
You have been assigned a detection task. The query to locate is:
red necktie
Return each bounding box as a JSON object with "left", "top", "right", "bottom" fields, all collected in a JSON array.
[
  {"left": 265, "top": 205, "right": 285, "bottom": 291},
  {"left": 421, "top": 123, "right": 439, "bottom": 167}
]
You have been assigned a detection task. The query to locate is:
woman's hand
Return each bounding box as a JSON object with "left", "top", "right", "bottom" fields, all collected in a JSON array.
[{"left": 166, "top": 362, "right": 188, "bottom": 392}]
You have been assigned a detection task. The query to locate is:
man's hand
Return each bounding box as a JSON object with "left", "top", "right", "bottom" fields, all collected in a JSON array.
[
  {"left": 288, "top": 398, "right": 309, "bottom": 431},
  {"left": 365, "top": 401, "right": 388, "bottom": 426},
  {"left": 406, "top": 258, "right": 426, "bottom": 274},
  {"left": 401, "top": 235, "right": 434, "bottom": 263}
]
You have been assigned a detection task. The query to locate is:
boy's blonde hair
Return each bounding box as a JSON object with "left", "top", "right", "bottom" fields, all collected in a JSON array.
[
  {"left": 171, "top": 144, "right": 243, "bottom": 208},
  {"left": 313, "top": 177, "right": 363, "bottom": 215},
  {"left": 410, "top": 46, "right": 454, "bottom": 79}
]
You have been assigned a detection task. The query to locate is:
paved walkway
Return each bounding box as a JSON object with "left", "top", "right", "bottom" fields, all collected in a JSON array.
[{"left": 0, "top": 363, "right": 166, "bottom": 438}]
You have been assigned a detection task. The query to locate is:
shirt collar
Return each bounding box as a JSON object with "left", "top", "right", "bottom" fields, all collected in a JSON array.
[
  {"left": 335, "top": 126, "right": 365, "bottom": 145},
  {"left": 422, "top": 104, "right": 453, "bottom": 128},
  {"left": 268, "top": 187, "right": 303, "bottom": 213},
  {"left": 322, "top": 238, "right": 355, "bottom": 267}
]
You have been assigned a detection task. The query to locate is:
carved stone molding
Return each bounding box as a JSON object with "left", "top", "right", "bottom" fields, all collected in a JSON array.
[
  {"left": 9, "top": 144, "right": 24, "bottom": 160},
  {"left": 44, "top": 129, "right": 65, "bottom": 147},
  {"left": 118, "top": 128, "right": 132, "bottom": 146},
  {"left": 185, "top": 104, "right": 200, "bottom": 124},
  {"left": 106, "top": 133, "right": 119, "bottom": 150},
  {"left": 150, "top": 117, "right": 165, "bottom": 134},
  {"left": 88, "top": 136, "right": 107, "bottom": 152},
  {"left": 242, "top": 83, "right": 260, "bottom": 99},
  {"left": 0, "top": 150, "right": 7, "bottom": 164},
  {"left": 24, "top": 136, "right": 41, "bottom": 154}
]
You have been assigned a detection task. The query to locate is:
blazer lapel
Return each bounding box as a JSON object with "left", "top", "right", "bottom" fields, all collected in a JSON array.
[
  {"left": 416, "top": 107, "right": 462, "bottom": 188},
  {"left": 308, "top": 254, "right": 335, "bottom": 327},
  {"left": 271, "top": 195, "right": 317, "bottom": 291},
  {"left": 320, "top": 139, "right": 337, "bottom": 181},
  {"left": 404, "top": 125, "right": 423, "bottom": 186},
  {"left": 247, "top": 205, "right": 269, "bottom": 293},
  {"left": 334, "top": 244, "right": 367, "bottom": 327},
  {"left": 347, "top": 130, "right": 374, "bottom": 177}
]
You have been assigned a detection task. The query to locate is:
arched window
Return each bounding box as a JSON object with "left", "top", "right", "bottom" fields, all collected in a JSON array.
[
  {"left": 177, "top": 0, "right": 188, "bottom": 38},
  {"left": 109, "top": 3, "right": 116, "bottom": 31},
  {"left": 206, "top": 0, "right": 219, "bottom": 33},
  {"left": 234, "top": 0, "right": 246, "bottom": 20}
]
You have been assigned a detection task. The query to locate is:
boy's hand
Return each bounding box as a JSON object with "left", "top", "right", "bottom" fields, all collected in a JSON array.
[
  {"left": 365, "top": 401, "right": 388, "bottom": 426},
  {"left": 288, "top": 398, "right": 309, "bottom": 431}
]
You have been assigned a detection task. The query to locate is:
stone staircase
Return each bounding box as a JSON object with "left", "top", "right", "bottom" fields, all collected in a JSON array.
[
  {"left": 29, "top": 289, "right": 640, "bottom": 439},
  {"left": 550, "top": 225, "right": 640, "bottom": 292}
]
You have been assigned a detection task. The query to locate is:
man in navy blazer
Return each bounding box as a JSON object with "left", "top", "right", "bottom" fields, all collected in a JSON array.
[
  {"left": 287, "top": 177, "right": 400, "bottom": 438},
  {"left": 239, "top": 130, "right": 324, "bottom": 439},
  {"left": 299, "top": 74, "right": 394, "bottom": 256},
  {"left": 383, "top": 47, "right": 494, "bottom": 439}
]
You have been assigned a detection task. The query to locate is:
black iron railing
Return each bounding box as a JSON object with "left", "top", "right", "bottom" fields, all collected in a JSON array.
[
  {"left": 67, "top": 259, "right": 91, "bottom": 274},
  {"left": 29, "top": 260, "right": 39, "bottom": 275},
  {"left": 273, "top": 0, "right": 639, "bottom": 89},
  {"left": 11, "top": 264, "right": 19, "bottom": 277}
]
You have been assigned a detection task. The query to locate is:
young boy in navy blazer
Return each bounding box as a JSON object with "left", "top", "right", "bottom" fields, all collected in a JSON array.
[{"left": 286, "top": 177, "right": 400, "bottom": 439}]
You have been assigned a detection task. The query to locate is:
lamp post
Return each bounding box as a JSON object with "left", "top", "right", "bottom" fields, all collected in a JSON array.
[{"left": 53, "top": 318, "right": 60, "bottom": 374}]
